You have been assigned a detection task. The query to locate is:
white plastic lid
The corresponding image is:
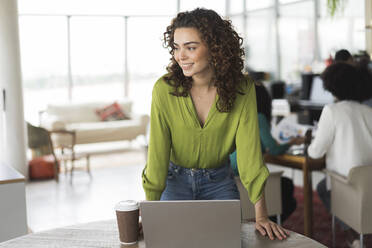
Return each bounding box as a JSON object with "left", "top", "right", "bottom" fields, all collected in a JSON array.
[{"left": 115, "top": 200, "right": 139, "bottom": 211}]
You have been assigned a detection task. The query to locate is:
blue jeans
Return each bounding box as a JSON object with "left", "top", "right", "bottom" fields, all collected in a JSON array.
[{"left": 160, "top": 162, "right": 240, "bottom": 201}]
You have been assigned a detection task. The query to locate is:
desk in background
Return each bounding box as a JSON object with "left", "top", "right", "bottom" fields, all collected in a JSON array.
[
  {"left": 0, "top": 219, "right": 326, "bottom": 248},
  {"left": 289, "top": 99, "right": 324, "bottom": 125},
  {"left": 287, "top": 72, "right": 333, "bottom": 125}
]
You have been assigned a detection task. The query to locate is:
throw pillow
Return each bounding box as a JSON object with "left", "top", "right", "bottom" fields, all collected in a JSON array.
[{"left": 96, "top": 102, "right": 129, "bottom": 121}]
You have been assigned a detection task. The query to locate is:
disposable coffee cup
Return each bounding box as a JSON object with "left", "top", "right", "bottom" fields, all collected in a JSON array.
[{"left": 115, "top": 200, "right": 140, "bottom": 245}]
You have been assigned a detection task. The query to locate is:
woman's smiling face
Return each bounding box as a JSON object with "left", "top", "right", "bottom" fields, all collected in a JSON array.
[{"left": 173, "top": 27, "right": 213, "bottom": 78}]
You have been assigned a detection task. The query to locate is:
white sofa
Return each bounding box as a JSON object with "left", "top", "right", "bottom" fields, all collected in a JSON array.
[{"left": 40, "top": 100, "right": 149, "bottom": 148}]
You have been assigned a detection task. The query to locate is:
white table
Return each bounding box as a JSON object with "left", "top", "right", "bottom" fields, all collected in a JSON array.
[
  {"left": 0, "top": 219, "right": 326, "bottom": 247},
  {"left": 0, "top": 164, "right": 27, "bottom": 242}
]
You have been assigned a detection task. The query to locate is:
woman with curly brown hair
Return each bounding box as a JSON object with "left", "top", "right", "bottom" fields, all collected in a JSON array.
[{"left": 142, "top": 8, "right": 288, "bottom": 240}]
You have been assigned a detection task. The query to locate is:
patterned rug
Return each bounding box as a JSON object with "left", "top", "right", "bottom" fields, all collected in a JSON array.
[{"left": 282, "top": 187, "right": 372, "bottom": 247}]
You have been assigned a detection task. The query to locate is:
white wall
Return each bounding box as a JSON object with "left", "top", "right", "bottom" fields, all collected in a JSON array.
[
  {"left": 0, "top": 90, "right": 4, "bottom": 163},
  {"left": 0, "top": 0, "right": 27, "bottom": 175}
]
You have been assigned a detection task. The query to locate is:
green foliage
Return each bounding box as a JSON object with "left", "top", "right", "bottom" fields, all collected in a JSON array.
[{"left": 327, "top": 0, "right": 346, "bottom": 17}]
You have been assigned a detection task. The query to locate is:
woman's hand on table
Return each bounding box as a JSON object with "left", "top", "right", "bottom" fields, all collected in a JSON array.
[
  {"left": 289, "top": 136, "right": 305, "bottom": 146},
  {"left": 255, "top": 216, "right": 290, "bottom": 240},
  {"left": 255, "top": 194, "right": 289, "bottom": 240}
]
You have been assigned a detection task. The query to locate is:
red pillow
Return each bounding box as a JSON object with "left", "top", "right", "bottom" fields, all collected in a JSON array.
[{"left": 96, "top": 102, "right": 129, "bottom": 121}]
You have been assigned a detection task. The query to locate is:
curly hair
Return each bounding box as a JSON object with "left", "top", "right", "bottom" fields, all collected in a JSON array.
[
  {"left": 163, "top": 8, "right": 246, "bottom": 112},
  {"left": 321, "top": 62, "right": 372, "bottom": 102},
  {"left": 334, "top": 49, "right": 352, "bottom": 63}
]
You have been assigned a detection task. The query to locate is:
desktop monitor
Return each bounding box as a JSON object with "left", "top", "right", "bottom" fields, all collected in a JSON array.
[
  {"left": 300, "top": 73, "right": 333, "bottom": 104},
  {"left": 300, "top": 73, "right": 315, "bottom": 100},
  {"left": 309, "top": 76, "right": 334, "bottom": 104},
  {"left": 297, "top": 73, "right": 334, "bottom": 125}
]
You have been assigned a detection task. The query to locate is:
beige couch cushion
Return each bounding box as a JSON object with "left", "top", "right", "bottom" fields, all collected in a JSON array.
[
  {"left": 53, "top": 119, "right": 146, "bottom": 145},
  {"left": 46, "top": 100, "right": 132, "bottom": 124}
]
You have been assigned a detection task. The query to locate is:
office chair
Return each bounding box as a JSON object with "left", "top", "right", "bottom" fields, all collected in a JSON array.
[
  {"left": 235, "top": 171, "right": 283, "bottom": 225},
  {"left": 328, "top": 165, "right": 372, "bottom": 248},
  {"left": 27, "top": 122, "right": 59, "bottom": 182},
  {"left": 270, "top": 81, "right": 286, "bottom": 99}
]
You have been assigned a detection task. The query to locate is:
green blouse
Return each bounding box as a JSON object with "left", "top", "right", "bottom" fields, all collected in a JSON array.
[{"left": 142, "top": 75, "right": 269, "bottom": 204}]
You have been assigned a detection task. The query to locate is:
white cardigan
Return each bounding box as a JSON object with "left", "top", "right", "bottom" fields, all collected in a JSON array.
[{"left": 308, "top": 101, "right": 372, "bottom": 189}]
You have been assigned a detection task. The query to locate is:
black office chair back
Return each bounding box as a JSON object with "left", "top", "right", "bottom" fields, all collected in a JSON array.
[{"left": 270, "top": 81, "right": 286, "bottom": 99}]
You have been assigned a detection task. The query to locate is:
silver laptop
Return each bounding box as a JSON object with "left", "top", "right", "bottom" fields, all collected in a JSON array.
[{"left": 140, "top": 200, "right": 241, "bottom": 248}]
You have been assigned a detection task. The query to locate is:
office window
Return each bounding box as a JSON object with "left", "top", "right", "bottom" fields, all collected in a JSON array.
[
  {"left": 318, "top": 0, "right": 365, "bottom": 58},
  {"left": 18, "top": 0, "right": 178, "bottom": 123},
  {"left": 245, "top": 9, "right": 276, "bottom": 74},
  {"left": 229, "top": 16, "right": 245, "bottom": 39},
  {"left": 229, "top": 0, "right": 244, "bottom": 15},
  {"left": 127, "top": 17, "right": 171, "bottom": 114},
  {"left": 279, "top": 0, "right": 302, "bottom": 4},
  {"left": 246, "top": 0, "right": 273, "bottom": 11},
  {"left": 69, "top": 17, "right": 125, "bottom": 103},
  {"left": 180, "top": 0, "right": 226, "bottom": 16},
  {"left": 18, "top": 0, "right": 176, "bottom": 16},
  {"left": 279, "top": 1, "right": 315, "bottom": 83},
  {"left": 18, "top": 16, "right": 68, "bottom": 123}
]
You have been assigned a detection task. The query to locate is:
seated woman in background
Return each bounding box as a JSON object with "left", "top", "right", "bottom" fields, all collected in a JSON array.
[
  {"left": 308, "top": 62, "right": 372, "bottom": 214},
  {"left": 230, "top": 83, "right": 304, "bottom": 223},
  {"left": 334, "top": 49, "right": 354, "bottom": 64}
]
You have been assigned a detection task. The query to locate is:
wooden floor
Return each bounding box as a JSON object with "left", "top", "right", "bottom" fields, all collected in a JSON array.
[{"left": 25, "top": 148, "right": 324, "bottom": 233}]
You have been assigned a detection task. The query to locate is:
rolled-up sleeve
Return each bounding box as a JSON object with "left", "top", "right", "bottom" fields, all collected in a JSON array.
[
  {"left": 236, "top": 83, "right": 269, "bottom": 204},
  {"left": 142, "top": 85, "right": 171, "bottom": 201}
]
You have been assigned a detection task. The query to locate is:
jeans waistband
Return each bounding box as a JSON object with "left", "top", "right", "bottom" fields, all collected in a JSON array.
[{"left": 169, "top": 161, "right": 230, "bottom": 176}]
